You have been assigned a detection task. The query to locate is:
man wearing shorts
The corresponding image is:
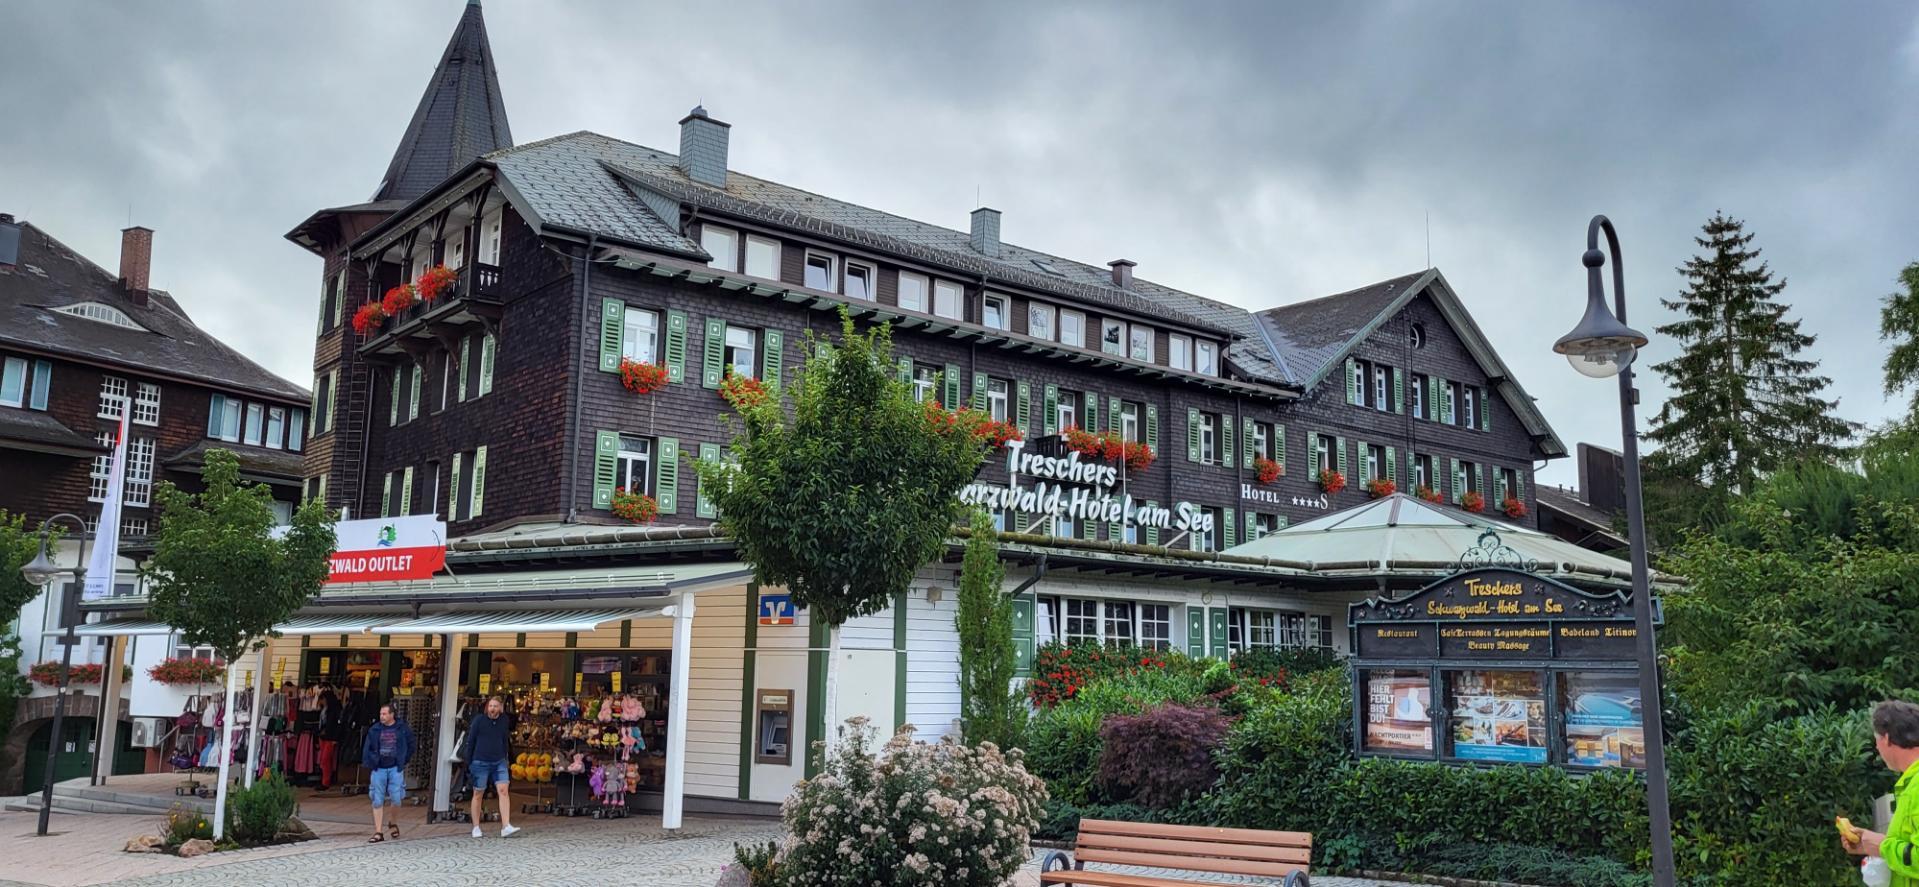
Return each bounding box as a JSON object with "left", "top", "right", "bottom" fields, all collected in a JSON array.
[
  {"left": 361, "top": 704, "right": 414, "bottom": 843},
  {"left": 459, "top": 695, "right": 519, "bottom": 838}
]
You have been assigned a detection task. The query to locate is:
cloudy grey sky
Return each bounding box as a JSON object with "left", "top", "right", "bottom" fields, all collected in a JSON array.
[{"left": 4, "top": 1, "right": 1916, "bottom": 487}]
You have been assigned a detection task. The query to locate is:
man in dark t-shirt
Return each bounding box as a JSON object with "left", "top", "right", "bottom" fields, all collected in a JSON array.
[{"left": 459, "top": 696, "right": 518, "bottom": 838}]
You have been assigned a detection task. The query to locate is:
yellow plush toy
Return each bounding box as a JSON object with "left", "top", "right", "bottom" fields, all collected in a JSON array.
[{"left": 1837, "top": 815, "right": 1862, "bottom": 846}]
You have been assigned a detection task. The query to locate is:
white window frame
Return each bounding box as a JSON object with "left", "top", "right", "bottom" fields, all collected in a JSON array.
[
  {"left": 265, "top": 407, "right": 286, "bottom": 450},
  {"left": 912, "top": 365, "right": 938, "bottom": 404},
  {"left": 124, "top": 436, "right": 154, "bottom": 508},
  {"left": 1199, "top": 412, "right": 1218, "bottom": 464},
  {"left": 1063, "top": 598, "right": 1100, "bottom": 644},
  {"left": 410, "top": 242, "right": 432, "bottom": 286},
  {"left": 1027, "top": 302, "right": 1055, "bottom": 341},
  {"left": 1195, "top": 340, "right": 1219, "bottom": 375},
  {"left": 478, "top": 207, "right": 504, "bottom": 265},
  {"left": 744, "top": 235, "right": 780, "bottom": 281},
  {"left": 1102, "top": 601, "right": 1135, "bottom": 647},
  {"left": 703, "top": 225, "right": 740, "bottom": 273},
  {"left": 1374, "top": 365, "right": 1389, "bottom": 411},
  {"left": 289, "top": 408, "right": 305, "bottom": 452},
  {"left": 1447, "top": 384, "right": 1460, "bottom": 426},
  {"left": 1252, "top": 422, "right": 1271, "bottom": 461},
  {"left": 89, "top": 432, "right": 113, "bottom": 502},
  {"left": 1412, "top": 373, "right": 1427, "bottom": 419},
  {"left": 243, "top": 402, "right": 264, "bottom": 446},
  {"left": 1101, "top": 318, "right": 1126, "bottom": 356},
  {"left": 622, "top": 306, "right": 660, "bottom": 364},
  {"left": 214, "top": 396, "right": 242, "bottom": 443},
  {"left": 1139, "top": 604, "right": 1171, "bottom": 651},
  {"left": 1129, "top": 324, "right": 1153, "bottom": 363},
  {"left": 932, "top": 279, "right": 963, "bottom": 320},
  {"left": 1316, "top": 433, "right": 1337, "bottom": 473},
  {"left": 1247, "top": 610, "right": 1277, "bottom": 650},
  {"left": 982, "top": 294, "right": 1009, "bottom": 331},
  {"left": 843, "top": 260, "right": 876, "bottom": 301},
  {"left": 897, "top": 271, "right": 928, "bottom": 313},
  {"left": 1168, "top": 334, "right": 1192, "bottom": 371},
  {"left": 1464, "top": 385, "right": 1478, "bottom": 428},
  {"left": 445, "top": 227, "right": 466, "bottom": 271},
  {"left": 1194, "top": 507, "right": 1220, "bottom": 552},
  {"left": 1056, "top": 391, "right": 1078, "bottom": 431},
  {"left": 724, "top": 325, "right": 758, "bottom": 379},
  {"left": 1366, "top": 444, "right": 1383, "bottom": 480},
  {"left": 1121, "top": 402, "right": 1140, "bottom": 443},
  {"left": 99, "top": 376, "right": 128, "bottom": 419},
  {"left": 987, "top": 378, "right": 1009, "bottom": 423},
  {"left": 617, "top": 436, "right": 654, "bottom": 497},
  {"left": 1415, "top": 454, "right": 1432, "bottom": 489},
  {"left": 132, "top": 382, "right": 161, "bottom": 426},
  {"left": 0, "top": 357, "right": 24, "bottom": 407},
  {"left": 1059, "top": 309, "right": 1085, "bottom": 348},
  {"left": 803, "top": 250, "right": 837, "bottom": 292}
]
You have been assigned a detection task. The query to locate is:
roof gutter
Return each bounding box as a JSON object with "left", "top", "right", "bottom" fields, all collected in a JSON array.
[{"left": 565, "top": 233, "right": 598, "bottom": 523}]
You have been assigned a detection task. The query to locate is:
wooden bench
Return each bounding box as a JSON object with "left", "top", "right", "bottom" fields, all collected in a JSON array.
[{"left": 1040, "top": 818, "right": 1312, "bottom": 886}]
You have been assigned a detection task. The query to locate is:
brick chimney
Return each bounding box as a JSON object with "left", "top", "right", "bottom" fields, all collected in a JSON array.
[
  {"left": 970, "top": 207, "right": 1001, "bottom": 257},
  {"left": 1108, "top": 258, "right": 1136, "bottom": 289},
  {"left": 120, "top": 226, "right": 153, "bottom": 306},
  {"left": 677, "top": 106, "right": 731, "bottom": 188}
]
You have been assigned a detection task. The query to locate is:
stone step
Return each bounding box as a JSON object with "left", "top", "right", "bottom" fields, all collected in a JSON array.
[{"left": 8, "top": 796, "right": 164, "bottom": 816}]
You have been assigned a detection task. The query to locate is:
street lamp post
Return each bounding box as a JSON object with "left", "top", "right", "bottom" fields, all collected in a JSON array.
[
  {"left": 18, "top": 513, "right": 88, "bottom": 838},
  {"left": 1552, "top": 215, "right": 1676, "bottom": 886}
]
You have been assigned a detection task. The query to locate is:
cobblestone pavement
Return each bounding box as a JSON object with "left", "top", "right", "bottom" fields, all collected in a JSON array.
[{"left": 0, "top": 805, "right": 1418, "bottom": 887}]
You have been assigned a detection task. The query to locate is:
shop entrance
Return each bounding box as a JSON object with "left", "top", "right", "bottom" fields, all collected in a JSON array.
[{"left": 22, "top": 717, "right": 142, "bottom": 789}]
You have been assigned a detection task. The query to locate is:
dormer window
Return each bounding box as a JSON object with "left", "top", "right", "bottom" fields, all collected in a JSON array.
[
  {"left": 1195, "top": 341, "right": 1219, "bottom": 375},
  {"left": 1100, "top": 319, "right": 1125, "bottom": 356},
  {"left": 1169, "top": 334, "right": 1192, "bottom": 371},
  {"left": 1129, "top": 325, "right": 1153, "bottom": 362},
  {"left": 1027, "top": 303, "right": 1054, "bottom": 340},
  {"left": 982, "top": 294, "right": 1009, "bottom": 331},
  {"left": 1059, "top": 309, "right": 1085, "bottom": 348},
  {"left": 803, "top": 251, "right": 835, "bottom": 291},
  {"left": 704, "top": 225, "right": 740, "bottom": 273},
  {"left": 844, "top": 261, "right": 875, "bottom": 300},
  {"left": 53, "top": 302, "right": 146, "bottom": 331}
]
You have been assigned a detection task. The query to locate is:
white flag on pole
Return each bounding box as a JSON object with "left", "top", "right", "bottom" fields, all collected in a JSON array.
[{"left": 83, "top": 404, "right": 129, "bottom": 600}]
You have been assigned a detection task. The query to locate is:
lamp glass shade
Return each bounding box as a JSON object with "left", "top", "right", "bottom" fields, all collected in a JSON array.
[
  {"left": 1555, "top": 285, "right": 1647, "bottom": 379},
  {"left": 19, "top": 547, "right": 63, "bottom": 588}
]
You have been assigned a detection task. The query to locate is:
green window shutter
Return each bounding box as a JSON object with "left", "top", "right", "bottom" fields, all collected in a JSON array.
[
  {"left": 971, "top": 372, "right": 988, "bottom": 410},
  {"left": 1356, "top": 441, "right": 1369, "bottom": 483},
  {"left": 1495, "top": 468, "right": 1508, "bottom": 504},
  {"left": 1012, "top": 597, "right": 1035, "bottom": 677},
  {"left": 1043, "top": 385, "right": 1059, "bottom": 435},
  {"left": 389, "top": 368, "right": 400, "bottom": 426},
  {"left": 762, "top": 330, "right": 784, "bottom": 392},
  {"left": 656, "top": 437, "right": 680, "bottom": 513},
  {"left": 1108, "top": 513, "right": 1121, "bottom": 541},
  {"left": 408, "top": 364, "right": 422, "bottom": 420},
  {"left": 1186, "top": 407, "right": 1200, "bottom": 462},
  {"left": 943, "top": 363, "right": 961, "bottom": 407},
  {"left": 29, "top": 360, "right": 50, "bottom": 410},
  {"left": 471, "top": 445, "right": 487, "bottom": 517},
  {"left": 593, "top": 431, "right": 619, "bottom": 509},
  {"left": 702, "top": 319, "right": 725, "bottom": 388},
  {"left": 1145, "top": 405, "right": 1158, "bottom": 451},
  {"left": 1451, "top": 458, "right": 1464, "bottom": 504},
  {"left": 1516, "top": 469, "right": 1527, "bottom": 503},
  {"left": 1386, "top": 446, "right": 1398, "bottom": 484},
  {"left": 665, "top": 310, "right": 689, "bottom": 383},
  {"left": 1145, "top": 502, "right": 1159, "bottom": 545},
  {"left": 400, "top": 467, "right": 413, "bottom": 516},
  {"left": 1186, "top": 608, "right": 1205, "bottom": 657},
  {"left": 897, "top": 356, "right": 912, "bottom": 385},
  {"left": 1428, "top": 376, "right": 1441, "bottom": 421},
  {"left": 1220, "top": 415, "right": 1234, "bottom": 467},
  {"left": 1107, "top": 396, "right": 1120, "bottom": 433},
  {"left": 1345, "top": 358, "right": 1359, "bottom": 405},
  {"left": 1016, "top": 382, "right": 1031, "bottom": 435},
  {"left": 599, "top": 298, "right": 624, "bottom": 372},
  {"left": 1393, "top": 367, "right": 1405, "bottom": 414},
  {"left": 696, "top": 443, "right": 721, "bottom": 518},
  {"left": 1481, "top": 388, "right": 1492, "bottom": 432},
  {"left": 448, "top": 453, "right": 462, "bottom": 518},
  {"left": 1275, "top": 425, "right": 1287, "bottom": 473},
  {"left": 1307, "top": 432, "right": 1318, "bottom": 474},
  {"left": 1081, "top": 519, "right": 1096, "bottom": 541},
  {"left": 1440, "top": 377, "right": 1455, "bottom": 424},
  {"left": 1244, "top": 510, "right": 1257, "bottom": 542},
  {"left": 380, "top": 472, "right": 391, "bottom": 518},
  {"left": 1335, "top": 436, "right": 1348, "bottom": 477},
  {"left": 1223, "top": 507, "right": 1236, "bottom": 549},
  {"left": 1208, "top": 608, "right": 1228, "bottom": 659},
  {"left": 459, "top": 336, "right": 472, "bottom": 402},
  {"left": 1084, "top": 392, "right": 1098, "bottom": 432},
  {"left": 479, "top": 333, "right": 497, "bottom": 396},
  {"left": 1014, "top": 511, "right": 1029, "bottom": 534},
  {"left": 1241, "top": 417, "right": 1254, "bottom": 469},
  {"left": 814, "top": 341, "right": 833, "bottom": 361}
]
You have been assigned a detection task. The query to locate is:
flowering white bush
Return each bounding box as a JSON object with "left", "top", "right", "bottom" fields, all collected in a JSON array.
[{"left": 762, "top": 718, "right": 1047, "bottom": 886}]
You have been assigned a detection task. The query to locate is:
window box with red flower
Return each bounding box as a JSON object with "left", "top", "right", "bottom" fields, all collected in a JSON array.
[
  {"left": 611, "top": 488, "right": 660, "bottom": 524},
  {"left": 1502, "top": 496, "right": 1528, "bottom": 519},
  {"left": 1123, "top": 440, "right": 1155, "bottom": 474},
  {"left": 351, "top": 301, "right": 388, "bottom": 335},
  {"left": 1461, "top": 490, "right": 1486, "bottom": 513},
  {"left": 415, "top": 264, "right": 458, "bottom": 302},
  {"left": 1318, "top": 469, "right": 1347, "bottom": 494},
  {"left": 618, "top": 358, "right": 670, "bottom": 395},
  {"left": 1253, "top": 456, "right": 1282, "bottom": 485},
  {"left": 380, "top": 283, "right": 418, "bottom": 316},
  {"left": 719, "top": 373, "right": 770, "bottom": 411},
  {"left": 1061, "top": 426, "right": 1104, "bottom": 460},
  {"left": 1416, "top": 484, "right": 1443, "bottom": 504},
  {"left": 28, "top": 661, "right": 128, "bottom": 686},
  {"left": 148, "top": 657, "right": 226, "bottom": 686},
  {"left": 1366, "top": 478, "right": 1396, "bottom": 499},
  {"left": 973, "top": 419, "right": 1022, "bottom": 450}
]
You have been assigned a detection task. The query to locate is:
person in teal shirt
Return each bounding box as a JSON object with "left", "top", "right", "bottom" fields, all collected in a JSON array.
[{"left": 1850, "top": 701, "right": 1919, "bottom": 885}]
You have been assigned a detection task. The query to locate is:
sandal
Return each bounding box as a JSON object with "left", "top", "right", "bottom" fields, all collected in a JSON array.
[
  {"left": 389, "top": 823, "right": 400, "bottom": 839},
  {"left": 368, "top": 833, "right": 385, "bottom": 843}
]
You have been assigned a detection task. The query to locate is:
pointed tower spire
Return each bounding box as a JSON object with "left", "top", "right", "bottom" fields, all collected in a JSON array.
[{"left": 372, "top": 1, "right": 513, "bottom": 202}]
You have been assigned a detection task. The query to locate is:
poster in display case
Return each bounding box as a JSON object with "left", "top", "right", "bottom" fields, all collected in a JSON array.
[
  {"left": 1362, "top": 669, "right": 1434, "bottom": 755},
  {"left": 1560, "top": 671, "right": 1646, "bottom": 769},
  {"left": 1445, "top": 669, "right": 1548, "bottom": 764}
]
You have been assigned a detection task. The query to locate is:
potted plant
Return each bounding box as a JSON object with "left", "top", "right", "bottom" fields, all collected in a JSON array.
[
  {"left": 1253, "top": 456, "right": 1281, "bottom": 485},
  {"left": 1318, "top": 468, "right": 1347, "bottom": 494},
  {"left": 1462, "top": 490, "right": 1487, "bottom": 513},
  {"left": 1502, "top": 496, "right": 1529, "bottom": 519},
  {"left": 618, "top": 358, "right": 670, "bottom": 395},
  {"left": 1062, "top": 425, "right": 1103, "bottom": 460},
  {"left": 415, "top": 265, "right": 459, "bottom": 302},
  {"left": 380, "top": 283, "right": 418, "bottom": 316},
  {"left": 719, "top": 373, "right": 769, "bottom": 410},
  {"left": 1416, "top": 484, "right": 1443, "bottom": 503},
  {"left": 28, "top": 661, "right": 117, "bottom": 686},
  {"left": 973, "top": 419, "right": 1022, "bottom": 451},
  {"left": 1366, "top": 478, "right": 1396, "bottom": 499},
  {"left": 611, "top": 488, "right": 660, "bottom": 524},
  {"left": 1123, "top": 440, "right": 1155, "bottom": 473},
  {"left": 148, "top": 657, "right": 226, "bottom": 687},
  {"left": 1098, "top": 431, "right": 1126, "bottom": 464},
  {"left": 351, "top": 301, "right": 387, "bottom": 335}
]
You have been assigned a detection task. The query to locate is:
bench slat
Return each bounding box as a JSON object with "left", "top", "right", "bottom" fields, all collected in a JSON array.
[
  {"left": 1075, "top": 847, "right": 1306, "bottom": 877},
  {"left": 1075, "top": 818, "right": 1313, "bottom": 848},
  {"left": 1039, "top": 872, "right": 1224, "bottom": 887},
  {"left": 1076, "top": 832, "right": 1312, "bottom": 864}
]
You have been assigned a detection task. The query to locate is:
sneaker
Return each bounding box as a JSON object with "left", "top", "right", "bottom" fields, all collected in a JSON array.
[
  {"left": 472, "top": 826, "right": 483, "bottom": 838},
  {"left": 500, "top": 824, "right": 521, "bottom": 838}
]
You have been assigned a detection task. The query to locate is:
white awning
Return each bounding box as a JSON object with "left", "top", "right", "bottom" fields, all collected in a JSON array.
[
  {"left": 73, "top": 613, "right": 403, "bottom": 638},
  {"left": 369, "top": 606, "right": 668, "bottom": 635},
  {"left": 72, "top": 618, "right": 175, "bottom": 637}
]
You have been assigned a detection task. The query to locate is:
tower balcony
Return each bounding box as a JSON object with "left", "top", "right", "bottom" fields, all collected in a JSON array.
[{"left": 357, "top": 263, "right": 504, "bottom": 360}]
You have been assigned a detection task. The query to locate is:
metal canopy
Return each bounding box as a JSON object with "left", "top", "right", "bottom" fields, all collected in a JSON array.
[
  {"left": 368, "top": 607, "right": 668, "bottom": 635},
  {"left": 72, "top": 612, "right": 403, "bottom": 637},
  {"left": 71, "top": 618, "right": 175, "bottom": 637}
]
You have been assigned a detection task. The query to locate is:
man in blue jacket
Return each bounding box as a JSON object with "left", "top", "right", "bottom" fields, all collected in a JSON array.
[{"left": 362, "top": 703, "right": 414, "bottom": 842}]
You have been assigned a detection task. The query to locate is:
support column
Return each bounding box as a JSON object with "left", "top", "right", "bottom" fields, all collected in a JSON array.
[
  {"left": 242, "top": 647, "right": 267, "bottom": 787},
  {"left": 663, "top": 596, "right": 695, "bottom": 830},
  {"left": 431, "top": 633, "right": 459, "bottom": 818},
  {"left": 210, "top": 649, "right": 241, "bottom": 841},
  {"left": 92, "top": 634, "right": 127, "bottom": 786}
]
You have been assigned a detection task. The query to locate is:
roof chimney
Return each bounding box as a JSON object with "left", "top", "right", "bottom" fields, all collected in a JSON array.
[
  {"left": 678, "top": 106, "right": 731, "bottom": 188},
  {"left": 970, "top": 207, "right": 1001, "bottom": 257},
  {"left": 1108, "top": 259, "right": 1136, "bottom": 289},
  {"left": 0, "top": 214, "right": 19, "bottom": 267},
  {"left": 120, "top": 226, "right": 153, "bottom": 306}
]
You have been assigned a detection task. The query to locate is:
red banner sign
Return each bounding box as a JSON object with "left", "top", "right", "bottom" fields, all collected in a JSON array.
[{"left": 324, "top": 516, "right": 448, "bottom": 584}]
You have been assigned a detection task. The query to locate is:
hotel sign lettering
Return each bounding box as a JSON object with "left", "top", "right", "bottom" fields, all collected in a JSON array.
[
  {"left": 1349, "top": 568, "right": 1646, "bottom": 661},
  {"left": 961, "top": 439, "right": 1213, "bottom": 535}
]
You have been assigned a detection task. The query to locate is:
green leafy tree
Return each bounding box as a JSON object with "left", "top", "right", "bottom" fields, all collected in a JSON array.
[
  {"left": 956, "top": 510, "right": 1024, "bottom": 750},
  {"left": 1645, "top": 212, "right": 1857, "bottom": 499},
  {"left": 0, "top": 513, "right": 56, "bottom": 746},
  {"left": 146, "top": 449, "right": 334, "bottom": 838},
  {"left": 1881, "top": 261, "right": 1919, "bottom": 417},
  {"left": 697, "top": 312, "right": 987, "bottom": 751}
]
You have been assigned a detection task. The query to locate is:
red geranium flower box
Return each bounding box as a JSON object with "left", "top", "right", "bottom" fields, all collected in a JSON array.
[
  {"left": 381, "top": 283, "right": 418, "bottom": 316},
  {"left": 1502, "top": 496, "right": 1528, "bottom": 519},
  {"left": 1462, "top": 490, "right": 1487, "bottom": 513},
  {"left": 611, "top": 488, "right": 660, "bottom": 524},
  {"left": 351, "top": 301, "right": 388, "bottom": 335},
  {"left": 1319, "top": 469, "right": 1347, "bottom": 494},
  {"left": 619, "top": 358, "right": 670, "bottom": 394},
  {"left": 1253, "top": 456, "right": 1282, "bottom": 485},
  {"left": 1367, "top": 478, "right": 1396, "bottom": 499},
  {"left": 415, "top": 265, "right": 458, "bottom": 302}
]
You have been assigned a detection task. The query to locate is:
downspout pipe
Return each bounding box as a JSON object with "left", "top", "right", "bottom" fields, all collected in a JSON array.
[
  {"left": 565, "top": 235, "right": 599, "bottom": 522},
  {"left": 1010, "top": 553, "right": 1049, "bottom": 596}
]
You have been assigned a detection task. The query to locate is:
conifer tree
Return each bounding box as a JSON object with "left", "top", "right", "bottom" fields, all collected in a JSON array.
[
  {"left": 1879, "top": 261, "right": 1919, "bottom": 417},
  {"left": 1644, "top": 212, "right": 1856, "bottom": 497}
]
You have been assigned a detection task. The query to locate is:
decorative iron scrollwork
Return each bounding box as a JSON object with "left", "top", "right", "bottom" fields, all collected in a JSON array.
[{"left": 1452, "top": 529, "right": 1538, "bottom": 572}]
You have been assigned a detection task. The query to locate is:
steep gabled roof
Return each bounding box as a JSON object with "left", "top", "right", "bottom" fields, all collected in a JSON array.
[
  {"left": 372, "top": 1, "right": 512, "bottom": 203},
  {"left": 0, "top": 221, "right": 308, "bottom": 401},
  {"left": 1255, "top": 269, "right": 1567, "bottom": 458}
]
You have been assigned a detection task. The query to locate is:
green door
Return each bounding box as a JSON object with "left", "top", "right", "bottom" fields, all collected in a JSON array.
[{"left": 23, "top": 717, "right": 100, "bottom": 789}]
